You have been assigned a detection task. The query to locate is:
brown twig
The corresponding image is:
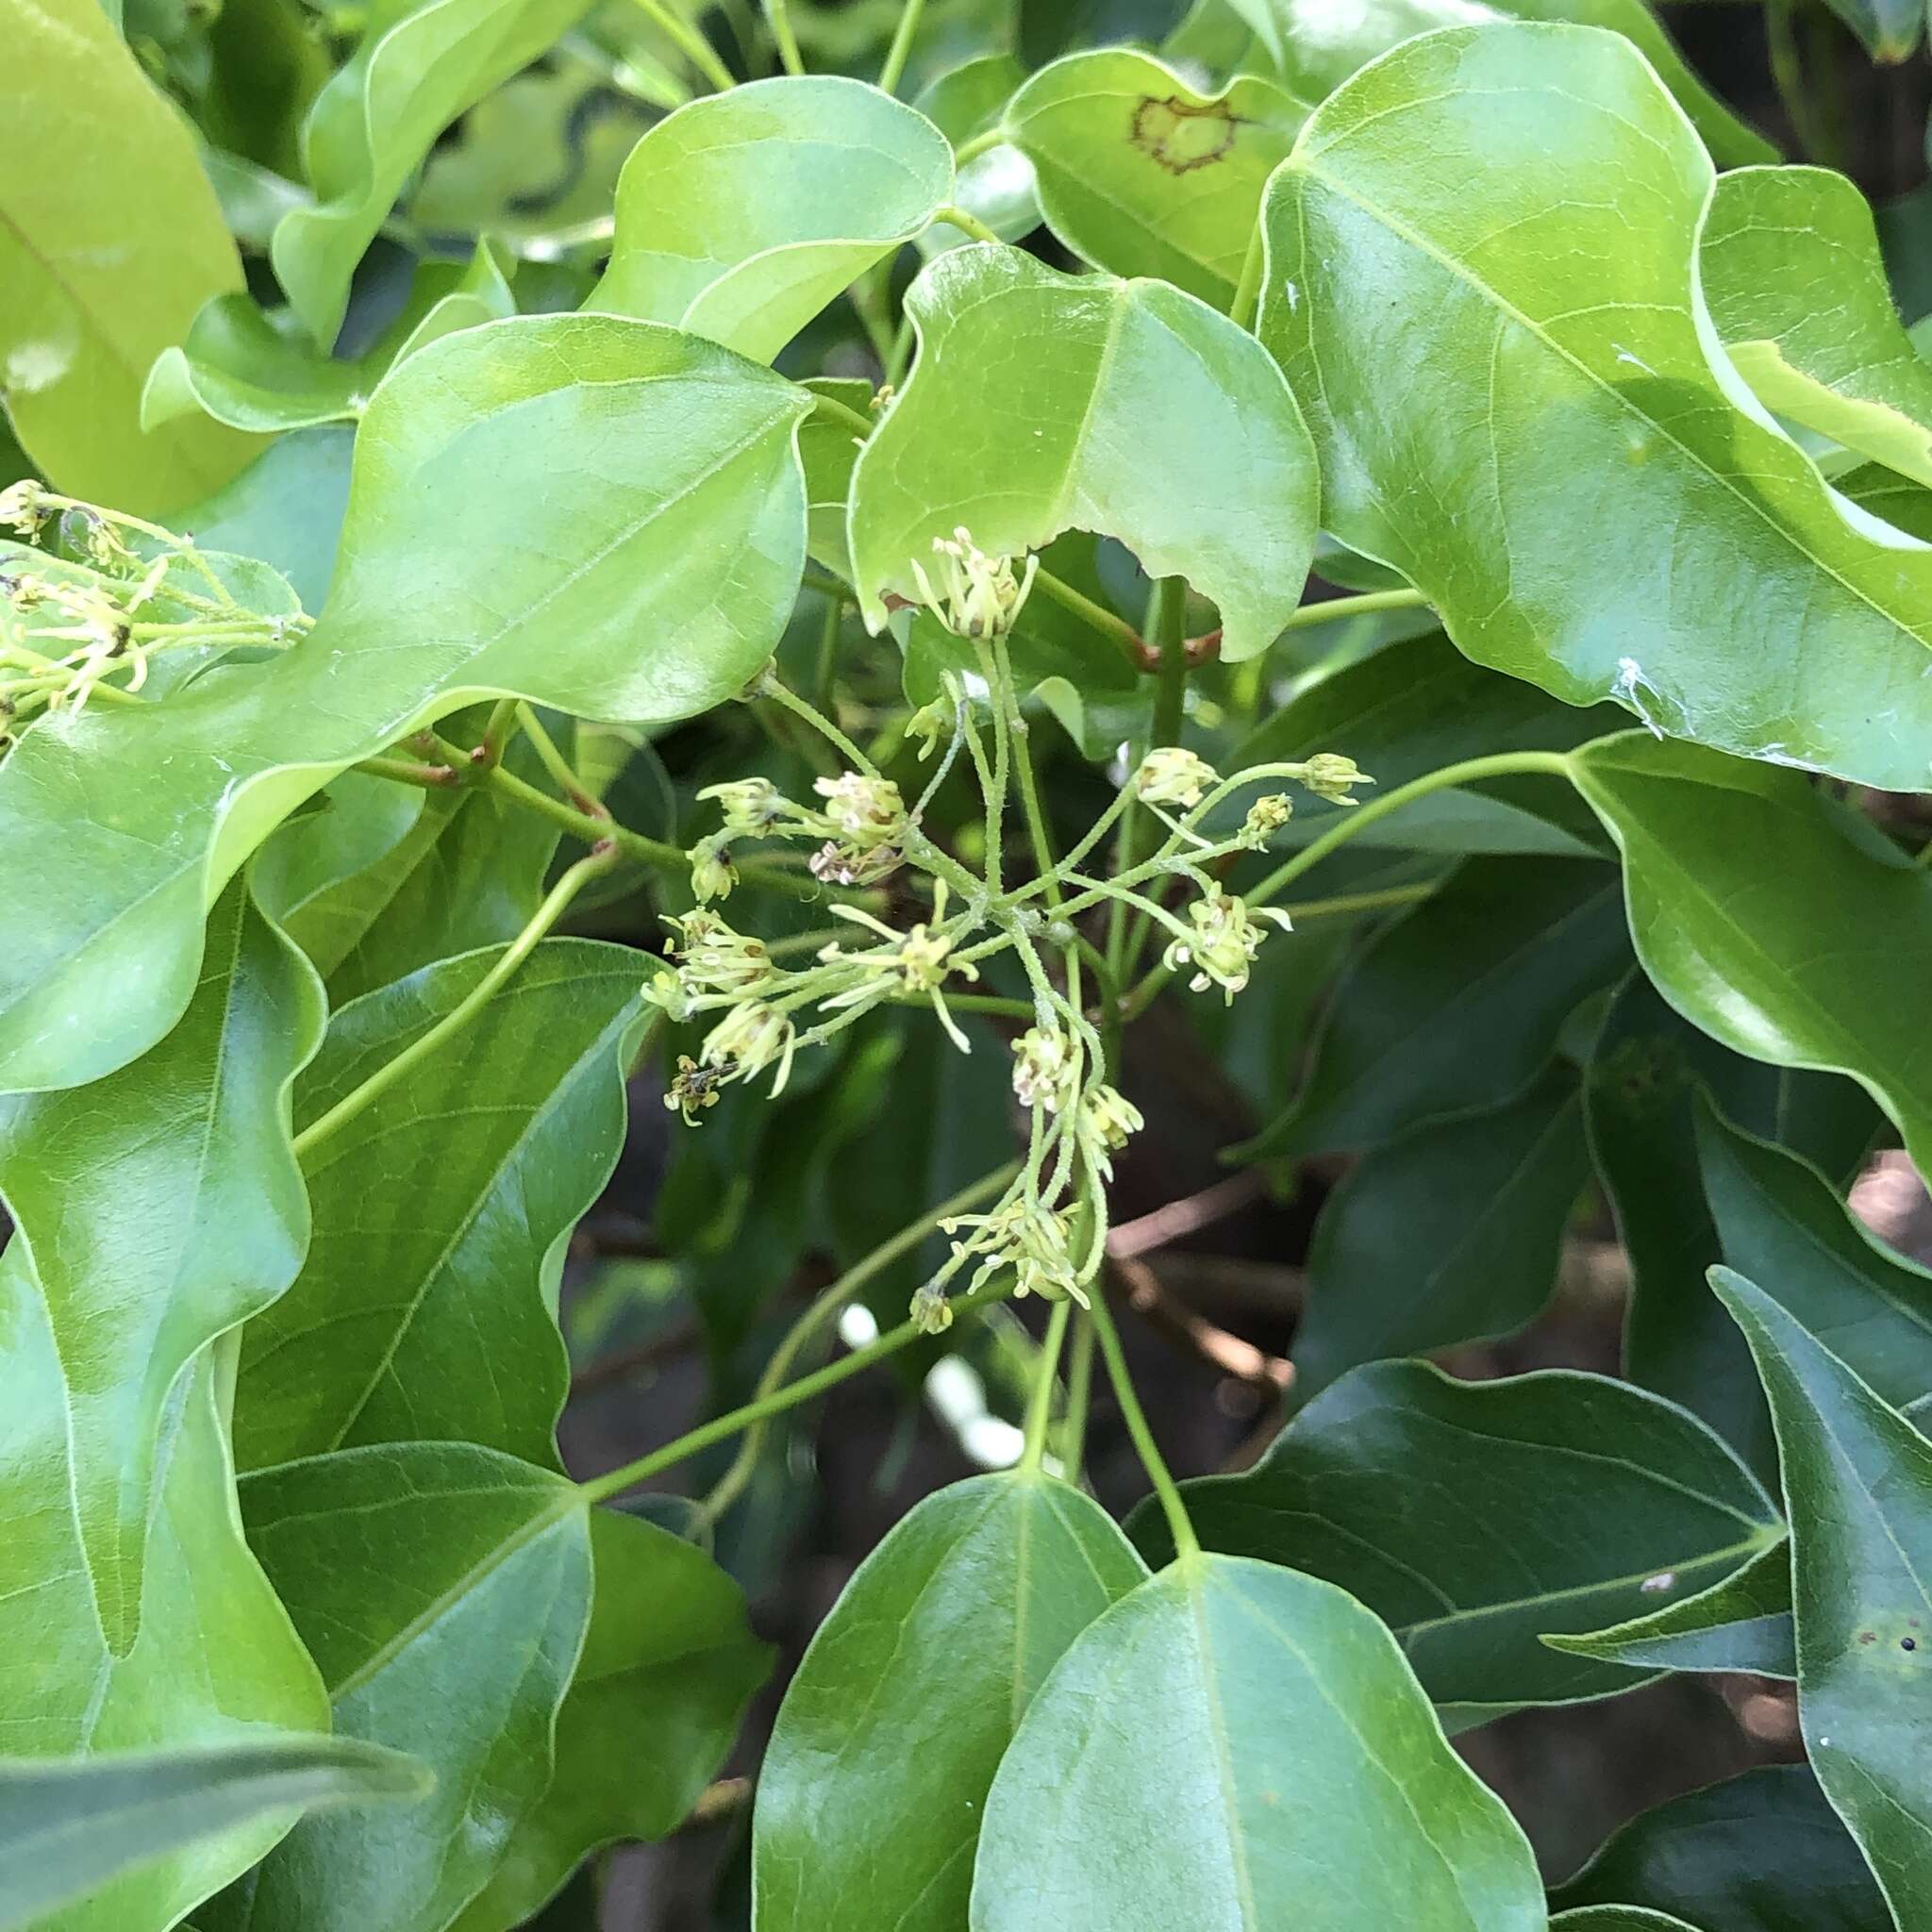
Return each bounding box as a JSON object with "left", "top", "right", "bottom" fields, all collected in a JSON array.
[{"left": 1107, "top": 1169, "right": 1269, "bottom": 1259}]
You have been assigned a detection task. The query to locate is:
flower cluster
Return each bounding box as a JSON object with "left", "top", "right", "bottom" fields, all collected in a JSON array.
[
  {"left": 685, "top": 767, "right": 910, "bottom": 904},
  {"left": 910, "top": 526, "right": 1038, "bottom": 641}
]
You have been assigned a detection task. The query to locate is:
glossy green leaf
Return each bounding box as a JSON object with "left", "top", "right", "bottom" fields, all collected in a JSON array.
[
  {"left": 1003, "top": 50, "right": 1305, "bottom": 307},
  {"left": 850, "top": 245, "right": 1317, "bottom": 661},
  {"left": 1544, "top": 1534, "right": 1794, "bottom": 1679},
  {"left": 1258, "top": 23, "right": 1932, "bottom": 790},
  {"left": 0, "top": 1289, "right": 329, "bottom": 1932},
  {"left": 1549, "top": 1763, "right": 1893, "bottom": 1931},
  {"left": 0, "top": 1738, "right": 427, "bottom": 1932},
  {"left": 755, "top": 1472, "right": 1143, "bottom": 1931},
  {"left": 0, "top": 881, "right": 323, "bottom": 1650},
  {"left": 1, "top": 0, "right": 260, "bottom": 510},
  {"left": 271, "top": 0, "right": 586, "bottom": 345},
  {"left": 453, "top": 1509, "right": 770, "bottom": 1930},
  {"left": 914, "top": 56, "right": 1041, "bottom": 250},
  {"left": 236, "top": 940, "right": 645, "bottom": 1469},
  {"left": 1237, "top": 856, "right": 1627, "bottom": 1162},
  {"left": 969, "top": 1551, "right": 1544, "bottom": 1928},
  {"left": 0, "top": 314, "right": 809, "bottom": 1096},
  {"left": 797, "top": 376, "right": 873, "bottom": 579},
  {"left": 1548, "top": 1913, "right": 1703, "bottom": 1932},
  {"left": 1232, "top": 631, "right": 1619, "bottom": 859},
  {"left": 1134, "top": 1363, "right": 1782, "bottom": 1720},
  {"left": 1712, "top": 1268, "right": 1932, "bottom": 1923},
  {"left": 1568, "top": 733, "right": 1932, "bottom": 1181},
  {"left": 590, "top": 77, "right": 954, "bottom": 362},
  {"left": 1291, "top": 1066, "right": 1589, "bottom": 1401},
  {"left": 1704, "top": 166, "right": 1932, "bottom": 490},
  {"left": 225, "top": 1442, "right": 593, "bottom": 1932},
  {"left": 144, "top": 243, "right": 515, "bottom": 436},
  {"left": 1699, "top": 1102, "right": 1932, "bottom": 1411},
  {"left": 1224, "top": 0, "right": 1771, "bottom": 165}
]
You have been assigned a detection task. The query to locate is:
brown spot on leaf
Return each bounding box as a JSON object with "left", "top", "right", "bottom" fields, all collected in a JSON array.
[{"left": 1131, "top": 95, "right": 1241, "bottom": 175}]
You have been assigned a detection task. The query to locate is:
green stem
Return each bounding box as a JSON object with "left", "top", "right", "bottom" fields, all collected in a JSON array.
[
  {"left": 933, "top": 203, "right": 1003, "bottom": 248},
  {"left": 951, "top": 125, "right": 1003, "bottom": 167},
  {"left": 1766, "top": 0, "right": 1823, "bottom": 161},
  {"left": 583, "top": 1271, "right": 1015, "bottom": 1505},
  {"left": 1280, "top": 587, "right": 1429, "bottom": 631},
  {"left": 762, "top": 0, "right": 803, "bottom": 72},
  {"left": 761, "top": 675, "right": 880, "bottom": 776},
  {"left": 356, "top": 753, "right": 459, "bottom": 791},
  {"left": 1116, "top": 578, "right": 1189, "bottom": 981},
  {"left": 1229, "top": 219, "right": 1265, "bottom": 333},
  {"left": 1090, "top": 1285, "right": 1197, "bottom": 1557},
  {"left": 515, "top": 702, "right": 599, "bottom": 812},
  {"left": 1061, "top": 1307, "right": 1095, "bottom": 1485},
  {"left": 876, "top": 0, "right": 926, "bottom": 93},
  {"left": 700, "top": 1161, "right": 1019, "bottom": 1521},
  {"left": 1021, "top": 1300, "right": 1072, "bottom": 1473},
  {"left": 1031, "top": 567, "right": 1143, "bottom": 670},
  {"left": 630, "top": 0, "right": 736, "bottom": 92},
  {"left": 1278, "top": 882, "right": 1439, "bottom": 922},
  {"left": 292, "top": 846, "right": 615, "bottom": 1160}
]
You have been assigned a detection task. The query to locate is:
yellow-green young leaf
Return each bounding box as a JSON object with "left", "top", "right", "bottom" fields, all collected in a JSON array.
[
  {"left": 218, "top": 1444, "right": 593, "bottom": 1932},
  {"left": 234, "top": 941, "right": 647, "bottom": 1469},
  {"left": 0, "top": 1738, "right": 427, "bottom": 1932},
  {"left": 272, "top": 0, "right": 588, "bottom": 346},
  {"left": 1258, "top": 24, "right": 1932, "bottom": 790},
  {"left": 0, "top": 1301, "right": 329, "bottom": 1932},
  {"left": 850, "top": 246, "right": 1316, "bottom": 660},
  {"left": 969, "top": 1553, "right": 1545, "bottom": 1930},
  {"left": 1710, "top": 1271, "right": 1932, "bottom": 1926},
  {"left": 755, "top": 1473, "right": 1145, "bottom": 1932},
  {"left": 452, "top": 1510, "right": 770, "bottom": 1931},
  {"left": 0, "top": 879, "right": 323, "bottom": 1652},
  {"left": 589, "top": 76, "right": 955, "bottom": 363},
  {"left": 1003, "top": 50, "right": 1306, "bottom": 307},
  {"left": 1703, "top": 166, "right": 1932, "bottom": 491},
  {"left": 1224, "top": 0, "right": 1772, "bottom": 165},
  {"left": 0, "top": 0, "right": 260, "bottom": 511},
  {"left": 1567, "top": 734, "right": 1932, "bottom": 1182},
  {"left": 144, "top": 242, "right": 515, "bottom": 436},
  {"left": 0, "top": 314, "right": 809, "bottom": 1096}
]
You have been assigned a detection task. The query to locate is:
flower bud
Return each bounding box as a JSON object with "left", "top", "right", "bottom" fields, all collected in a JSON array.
[
  {"left": 1083, "top": 1083, "right": 1144, "bottom": 1155},
  {"left": 1299, "top": 752, "right": 1372, "bottom": 806},
  {"left": 1161, "top": 892, "right": 1290, "bottom": 1003},
  {"left": 1238, "top": 793, "right": 1293, "bottom": 848},
  {"left": 697, "top": 776, "right": 788, "bottom": 838},
  {"left": 1011, "top": 1024, "right": 1075, "bottom": 1112},
  {"left": 690, "top": 834, "right": 737, "bottom": 904},
  {"left": 813, "top": 771, "right": 907, "bottom": 850},
  {"left": 1136, "top": 746, "right": 1219, "bottom": 808},
  {"left": 908, "top": 1283, "right": 954, "bottom": 1335}
]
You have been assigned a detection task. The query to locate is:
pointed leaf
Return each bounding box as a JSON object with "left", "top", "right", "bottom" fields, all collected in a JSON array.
[
  {"left": 225, "top": 1443, "right": 593, "bottom": 1932},
  {"left": 0, "top": 880, "right": 324, "bottom": 1648},
  {"left": 0, "top": 0, "right": 260, "bottom": 510},
  {"left": 850, "top": 245, "right": 1317, "bottom": 661},
  {"left": 1813, "top": 0, "right": 1921, "bottom": 61},
  {"left": 452, "top": 1509, "right": 769, "bottom": 1930},
  {"left": 1569, "top": 733, "right": 1932, "bottom": 1180},
  {"left": 1258, "top": 22, "right": 1932, "bottom": 789},
  {"left": 590, "top": 76, "right": 954, "bottom": 363},
  {"left": 271, "top": 0, "right": 587, "bottom": 345},
  {"left": 755, "top": 1472, "right": 1144, "bottom": 1932},
  {"left": 1711, "top": 1268, "right": 1932, "bottom": 1923},
  {"left": 1549, "top": 1763, "right": 1892, "bottom": 1931},
  {"left": 969, "top": 1551, "right": 1544, "bottom": 1929},
  {"left": 1133, "top": 1363, "right": 1782, "bottom": 1721},
  {"left": 1237, "top": 856, "right": 1628, "bottom": 1162},
  {"left": 236, "top": 939, "right": 645, "bottom": 1469},
  {"left": 1291, "top": 1066, "right": 1589, "bottom": 1401},
  {"left": 0, "top": 314, "right": 808, "bottom": 1095},
  {"left": 1004, "top": 51, "right": 1306, "bottom": 308},
  {"left": 0, "top": 1738, "right": 428, "bottom": 1932}
]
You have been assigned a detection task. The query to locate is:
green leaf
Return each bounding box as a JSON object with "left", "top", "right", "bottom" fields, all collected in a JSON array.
[
  {"left": 1548, "top": 1763, "right": 1893, "bottom": 1931},
  {"left": 452, "top": 1509, "right": 770, "bottom": 1930},
  {"left": 1813, "top": 0, "right": 1922, "bottom": 61},
  {"left": 913, "top": 56, "right": 1041, "bottom": 250},
  {"left": 590, "top": 76, "right": 954, "bottom": 362},
  {"left": 1258, "top": 22, "right": 1932, "bottom": 790},
  {"left": 756, "top": 1472, "right": 1144, "bottom": 1931},
  {"left": 271, "top": 0, "right": 587, "bottom": 345},
  {"left": 1231, "top": 631, "right": 1620, "bottom": 859},
  {"left": 1698, "top": 1102, "right": 1932, "bottom": 1411},
  {"left": 225, "top": 1442, "right": 593, "bottom": 1932},
  {"left": 849, "top": 245, "right": 1317, "bottom": 661},
  {"left": 144, "top": 242, "right": 515, "bottom": 435},
  {"left": 0, "top": 1738, "right": 428, "bottom": 1932},
  {"left": 0, "top": 0, "right": 261, "bottom": 511},
  {"left": 1003, "top": 50, "right": 1306, "bottom": 308},
  {"left": 969, "top": 1551, "right": 1544, "bottom": 1928},
  {"left": 1132, "top": 1363, "right": 1780, "bottom": 1722},
  {"left": 1222, "top": 0, "right": 1772, "bottom": 165},
  {"left": 1703, "top": 166, "right": 1932, "bottom": 490},
  {"left": 1543, "top": 1534, "right": 1794, "bottom": 1679},
  {"left": 0, "top": 880, "right": 324, "bottom": 1650},
  {"left": 797, "top": 376, "right": 874, "bottom": 580},
  {"left": 1291, "top": 1066, "right": 1589, "bottom": 1401},
  {"left": 1568, "top": 733, "right": 1932, "bottom": 1181},
  {"left": 1550, "top": 1914, "right": 1704, "bottom": 1932},
  {"left": 0, "top": 314, "right": 809, "bottom": 1095},
  {"left": 1711, "top": 1268, "right": 1932, "bottom": 1923},
  {"left": 235, "top": 940, "right": 646, "bottom": 1469},
  {"left": 0, "top": 1293, "right": 330, "bottom": 1932},
  {"left": 1235, "top": 856, "right": 1628, "bottom": 1163}
]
